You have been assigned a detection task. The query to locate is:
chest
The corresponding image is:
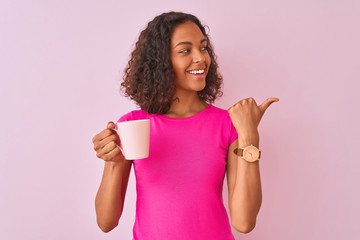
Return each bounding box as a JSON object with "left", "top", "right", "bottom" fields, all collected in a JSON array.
[{"left": 133, "top": 118, "right": 229, "bottom": 188}]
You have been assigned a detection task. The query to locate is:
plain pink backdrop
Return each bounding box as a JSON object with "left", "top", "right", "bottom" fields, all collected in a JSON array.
[{"left": 1, "top": 0, "right": 359, "bottom": 239}]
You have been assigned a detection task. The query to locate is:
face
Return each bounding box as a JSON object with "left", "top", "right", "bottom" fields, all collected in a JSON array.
[{"left": 170, "top": 21, "right": 211, "bottom": 93}]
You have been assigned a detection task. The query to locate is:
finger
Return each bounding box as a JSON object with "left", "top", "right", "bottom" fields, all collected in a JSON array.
[
  {"left": 102, "top": 146, "right": 124, "bottom": 162},
  {"left": 96, "top": 140, "right": 119, "bottom": 159},
  {"left": 92, "top": 127, "right": 117, "bottom": 143},
  {"left": 248, "top": 97, "right": 257, "bottom": 105},
  {"left": 259, "top": 97, "right": 279, "bottom": 113},
  {"left": 107, "top": 121, "right": 115, "bottom": 129},
  {"left": 94, "top": 133, "right": 119, "bottom": 151}
]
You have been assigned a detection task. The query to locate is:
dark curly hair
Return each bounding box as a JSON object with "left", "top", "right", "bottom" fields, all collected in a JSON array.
[{"left": 120, "top": 11, "right": 223, "bottom": 114}]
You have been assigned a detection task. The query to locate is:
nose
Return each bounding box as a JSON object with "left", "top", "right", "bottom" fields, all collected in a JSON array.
[{"left": 193, "top": 49, "right": 205, "bottom": 63}]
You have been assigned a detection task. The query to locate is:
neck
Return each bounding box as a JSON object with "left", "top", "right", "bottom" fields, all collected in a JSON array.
[{"left": 165, "top": 91, "right": 209, "bottom": 118}]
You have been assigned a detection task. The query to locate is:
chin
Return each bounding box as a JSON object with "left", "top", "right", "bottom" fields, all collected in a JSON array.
[
  {"left": 192, "top": 83, "right": 206, "bottom": 92},
  {"left": 198, "top": 86, "right": 206, "bottom": 92},
  {"left": 199, "top": 81, "right": 206, "bottom": 91}
]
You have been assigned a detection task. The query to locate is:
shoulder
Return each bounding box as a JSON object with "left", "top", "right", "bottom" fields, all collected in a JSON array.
[
  {"left": 117, "top": 109, "right": 150, "bottom": 122},
  {"left": 209, "top": 104, "right": 228, "bottom": 114},
  {"left": 208, "top": 105, "right": 238, "bottom": 146},
  {"left": 207, "top": 105, "right": 232, "bottom": 121}
]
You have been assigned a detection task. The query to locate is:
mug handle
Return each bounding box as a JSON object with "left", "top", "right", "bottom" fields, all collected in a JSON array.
[{"left": 114, "top": 128, "right": 125, "bottom": 156}]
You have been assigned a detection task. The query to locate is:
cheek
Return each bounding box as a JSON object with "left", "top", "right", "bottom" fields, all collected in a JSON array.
[
  {"left": 171, "top": 59, "right": 185, "bottom": 73},
  {"left": 174, "top": 66, "right": 184, "bottom": 78},
  {"left": 174, "top": 63, "right": 188, "bottom": 76}
]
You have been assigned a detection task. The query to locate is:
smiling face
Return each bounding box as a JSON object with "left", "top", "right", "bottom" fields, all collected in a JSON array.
[{"left": 170, "top": 21, "right": 211, "bottom": 94}]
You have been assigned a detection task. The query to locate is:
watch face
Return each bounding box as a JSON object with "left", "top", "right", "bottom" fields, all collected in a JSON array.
[{"left": 244, "top": 146, "right": 259, "bottom": 162}]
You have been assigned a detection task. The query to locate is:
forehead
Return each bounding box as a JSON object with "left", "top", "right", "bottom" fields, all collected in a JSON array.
[{"left": 170, "top": 21, "right": 205, "bottom": 46}]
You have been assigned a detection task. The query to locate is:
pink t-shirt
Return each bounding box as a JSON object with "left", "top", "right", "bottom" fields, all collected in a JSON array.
[{"left": 117, "top": 104, "right": 238, "bottom": 240}]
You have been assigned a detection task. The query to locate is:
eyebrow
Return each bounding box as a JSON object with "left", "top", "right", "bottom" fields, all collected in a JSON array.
[{"left": 174, "top": 38, "right": 207, "bottom": 48}]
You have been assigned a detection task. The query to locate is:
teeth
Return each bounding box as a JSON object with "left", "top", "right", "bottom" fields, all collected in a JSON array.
[{"left": 189, "top": 69, "right": 205, "bottom": 74}]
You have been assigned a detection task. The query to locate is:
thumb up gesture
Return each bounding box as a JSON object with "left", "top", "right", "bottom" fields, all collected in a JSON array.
[{"left": 228, "top": 97, "right": 279, "bottom": 143}]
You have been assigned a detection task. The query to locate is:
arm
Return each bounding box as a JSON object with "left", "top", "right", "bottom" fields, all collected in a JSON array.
[
  {"left": 92, "top": 122, "right": 133, "bottom": 232},
  {"left": 227, "top": 97, "right": 278, "bottom": 233},
  {"left": 95, "top": 159, "right": 132, "bottom": 232},
  {"left": 226, "top": 138, "right": 262, "bottom": 233}
]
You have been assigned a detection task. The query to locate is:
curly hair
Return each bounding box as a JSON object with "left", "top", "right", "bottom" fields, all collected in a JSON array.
[{"left": 120, "top": 11, "right": 223, "bottom": 114}]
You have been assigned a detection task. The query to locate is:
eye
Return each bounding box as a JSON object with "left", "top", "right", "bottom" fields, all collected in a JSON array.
[
  {"left": 179, "top": 49, "right": 190, "bottom": 53},
  {"left": 201, "top": 46, "right": 208, "bottom": 51}
]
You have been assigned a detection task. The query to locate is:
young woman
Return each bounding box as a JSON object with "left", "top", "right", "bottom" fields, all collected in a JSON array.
[{"left": 92, "top": 11, "right": 279, "bottom": 239}]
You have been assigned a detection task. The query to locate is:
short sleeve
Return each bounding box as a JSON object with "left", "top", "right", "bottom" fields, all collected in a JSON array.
[
  {"left": 229, "top": 115, "right": 238, "bottom": 146},
  {"left": 115, "top": 110, "right": 149, "bottom": 129},
  {"left": 115, "top": 112, "right": 134, "bottom": 130},
  {"left": 117, "top": 112, "right": 134, "bottom": 123}
]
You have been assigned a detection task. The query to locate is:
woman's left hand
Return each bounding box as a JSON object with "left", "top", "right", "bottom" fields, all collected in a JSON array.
[{"left": 228, "top": 97, "right": 279, "bottom": 144}]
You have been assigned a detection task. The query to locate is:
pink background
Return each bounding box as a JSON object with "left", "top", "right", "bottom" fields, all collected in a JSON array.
[{"left": 1, "top": 0, "right": 359, "bottom": 239}]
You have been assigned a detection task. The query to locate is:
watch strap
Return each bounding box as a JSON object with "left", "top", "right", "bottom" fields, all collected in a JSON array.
[
  {"left": 233, "top": 145, "right": 261, "bottom": 160},
  {"left": 233, "top": 148, "right": 243, "bottom": 156}
]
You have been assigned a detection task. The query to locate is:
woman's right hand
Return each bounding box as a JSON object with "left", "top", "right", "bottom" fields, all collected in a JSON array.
[{"left": 92, "top": 121, "right": 125, "bottom": 162}]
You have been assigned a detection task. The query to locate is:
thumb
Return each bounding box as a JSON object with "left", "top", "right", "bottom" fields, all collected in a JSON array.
[
  {"left": 107, "top": 121, "right": 116, "bottom": 130},
  {"left": 259, "top": 97, "right": 279, "bottom": 114}
]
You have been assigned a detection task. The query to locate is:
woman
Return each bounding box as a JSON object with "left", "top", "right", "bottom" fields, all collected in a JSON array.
[{"left": 92, "top": 11, "right": 279, "bottom": 239}]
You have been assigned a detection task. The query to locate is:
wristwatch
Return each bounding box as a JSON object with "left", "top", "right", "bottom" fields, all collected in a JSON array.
[{"left": 233, "top": 144, "right": 261, "bottom": 162}]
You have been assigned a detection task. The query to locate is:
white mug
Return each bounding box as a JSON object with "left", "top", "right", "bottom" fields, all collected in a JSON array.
[{"left": 116, "top": 119, "right": 150, "bottom": 160}]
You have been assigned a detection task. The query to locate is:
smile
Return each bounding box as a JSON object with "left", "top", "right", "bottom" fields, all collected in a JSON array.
[{"left": 187, "top": 69, "right": 205, "bottom": 75}]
